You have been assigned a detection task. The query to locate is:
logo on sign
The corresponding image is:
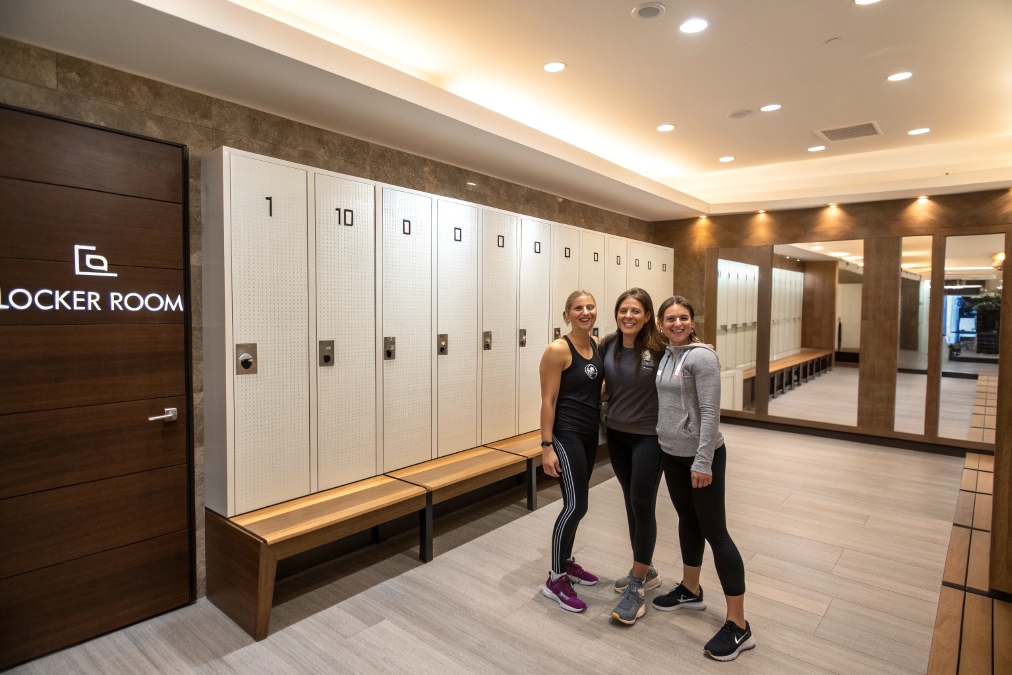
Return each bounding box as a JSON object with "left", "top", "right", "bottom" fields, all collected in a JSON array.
[{"left": 74, "top": 245, "right": 117, "bottom": 277}]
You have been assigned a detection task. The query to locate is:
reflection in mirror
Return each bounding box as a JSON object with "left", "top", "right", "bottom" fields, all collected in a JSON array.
[
  {"left": 716, "top": 259, "right": 758, "bottom": 412},
  {"left": 894, "top": 236, "right": 933, "bottom": 434},
  {"left": 764, "top": 240, "right": 863, "bottom": 426},
  {"left": 939, "top": 233, "right": 1004, "bottom": 443}
]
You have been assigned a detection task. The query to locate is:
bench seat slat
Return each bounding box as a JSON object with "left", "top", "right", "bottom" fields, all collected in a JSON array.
[
  {"left": 486, "top": 431, "right": 543, "bottom": 462},
  {"left": 388, "top": 447, "right": 524, "bottom": 495}
]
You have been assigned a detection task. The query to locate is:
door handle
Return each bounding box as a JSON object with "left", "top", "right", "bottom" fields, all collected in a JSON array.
[
  {"left": 149, "top": 408, "right": 178, "bottom": 422},
  {"left": 483, "top": 331, "right": 492, "bottom": 350}
]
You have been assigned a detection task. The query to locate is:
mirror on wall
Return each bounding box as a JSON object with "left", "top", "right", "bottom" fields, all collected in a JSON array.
[
  {"left": 894, "top": 236, "right": 933, "bottom": 434},
  {"left": 762, "top": 240, "right": 863, "bottom": 426},
  {"left": 716, "top": 259, "right": 759, "bottom": 412},
  {"left": 938, "top": 233, "right": 1004, "bottom": 442}
]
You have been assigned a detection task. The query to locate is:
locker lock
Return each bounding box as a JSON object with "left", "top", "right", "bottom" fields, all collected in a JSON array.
[
  {"left": 483, "top": 331, "right": 492, "bottom": 350},
  {"left": 519, "top": 329, "right": 527, "bottom": 348},
  {"left": 554, "top": 327, "right": 561, "bottom": 340},
  {"left": 319, "top": 340, "right": 335, "bottom": 367},
  {"left": 384, "top": 336, "right": 396, "bottom": 360},
  {"left": 236, "top": 343, "right": 257, "bottom": 375},
  {"left": 438, "top": 334, "right": 448, "bottom": 355},
  {"left": 593, "top": 327, "right": 599, "bottom": 337}
]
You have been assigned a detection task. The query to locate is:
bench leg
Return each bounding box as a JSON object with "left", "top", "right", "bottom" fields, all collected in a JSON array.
[
  {"left": 419, "top": 492, "right": 433, "bottom": 563},
  {"left": 371, "top": 524, "right": 388, "bottom": 544},
  {"left": 525, "top": 458, "right": 538, "bottom": 511},
  {"left": 205, "top": 509, "right": 278, "bottom": 641}
]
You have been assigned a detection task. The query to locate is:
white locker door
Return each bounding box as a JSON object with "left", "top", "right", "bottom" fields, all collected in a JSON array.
[
  {"left": 725, "top": 265, "right": 739, "bottom": 368},
  {"left": 735, "top": 269, "right": 747, "bottom": 366},
  {"left": 627, "top": 240, "right": 649, "bottom": 296},
  {"left": 436, "top": 200, "right": 478, "bottom": 457},
  {"left": 316, "top": 173, "right": 376, "bottom": 491},
  {"left": 716, "top": 266, "right": 728, "bottom": 368},
  {"left": 658, "top": 247, "right": 674, "bottom": 307},
  {"left": 604, "top": 236, "right": 628, "bottom": 335},
  {"left": 749, "top": 268, "right": 758, "bottom": 366},
  {"left": 551, "top": 224, "right": 582, "bottom": 340},
  {"left": 481, "top": 210, "right": 518, "bottom": 444},
  {"left": 644, "top": 246, "right": 659, "bottom": 306},
  {"left": 518, "top": 218, "right": 551, "bottom": 433},
  {"left": 230, "top": 154, "right": 309, "bottom": 514},
  {"left": 382, "top": 188, "right": 433, "bottom": 471},
  {"left": 580, "top": 230, "right": 606, "bottom": 337}
]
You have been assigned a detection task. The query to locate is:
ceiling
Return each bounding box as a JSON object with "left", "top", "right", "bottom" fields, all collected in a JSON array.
[{"left": 3, "top": 0, "right": 1012, "bottom": 218}]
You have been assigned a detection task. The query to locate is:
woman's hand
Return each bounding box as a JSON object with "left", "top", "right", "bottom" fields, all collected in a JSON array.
[
  {"left": 543, "top": 447, "right": 562, "bottom": 477},
  {"left": 691, "top": 471, "right": 712, "bottom": 488}
]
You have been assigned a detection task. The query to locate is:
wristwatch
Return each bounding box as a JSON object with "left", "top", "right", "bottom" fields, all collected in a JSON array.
[{"left": 541, "top": 441, "right": 553, "bottom": 448}]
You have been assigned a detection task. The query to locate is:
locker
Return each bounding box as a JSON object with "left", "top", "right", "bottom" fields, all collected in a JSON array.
[
  {"left": 436, "top": 200, "right": 478, "bottom": 456},
  {"left": 658, "top": 247, "right": 674, "bottom": 307},
  {"left": 580, "top": 230, "right": 606, "bottom": 335},
  {"left": 316, "top": 173, "right": 376, "bottom": 490},
  {"left": 518, "top": 218, "right": 552, "bottom": 433},
  {"left": 551, "top": 224, "right": 582, "bottom": 339},
  {"left": 604, "top": 235, "right": 628, "bottom": 335},
  {"left": 716, "top": 264, "right": 728, "bottom": 368},
  {"left": 644, "top": 246, "right": 658, "bottom": 306},
  {"left": 480, "top": 210, "right": 518, "bottom": 444},
  {"left": 749, "top": 268, "right": 758, "bottom": 365},
  {"left": 735, "top": 269, "right": 747, "bottom": 366},
  {"left": 382, "top": 188, "right": 433, "bottom": 471},
  {"left": 627, "top": 240, "right": 649, "bottom": 293},
  {"left": 228, "top": 153, "right": 310, "bottom": 515}
]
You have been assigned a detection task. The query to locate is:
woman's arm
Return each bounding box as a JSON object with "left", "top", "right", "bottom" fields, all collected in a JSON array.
[
  {"left": 539, "top": 341, "right": 569, "bottom": 477},
  {"left": 690, "top": 349, "right": 722, "bottom": 486}
]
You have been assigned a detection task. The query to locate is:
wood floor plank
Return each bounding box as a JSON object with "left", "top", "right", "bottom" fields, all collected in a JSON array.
[
  {"left": 927, "top": 586, "right": 964, "bottom": 675},
  {"left": 953, "top": 491, "right": 975, "bottom": 527},
  {"left": 958, "top": 593, "right": 992, "bottom": 674},
  {"left": 965, "top": 530, "right": 991, "bottom": 592},
  {"left": 961, "top": 470, "right": 978, "bottom": 492},
  {"left": 824, "top": 598, "right": 934, "bottom": 650},
  {"left": 977, "top": 455, "right": 994, "bottom": 473},
  {"left": 971, "top": 493, "right": 992, "bottom": 532},
  {"left": 815, "top": 617, "right": 929, "bottom": 672},
  {"left": 975, "top": 471, "right": 992, "bottom": 495},
  {"left": 963, "top": 453, "right": 980, "bottom": 470},
  {"left": 942, "top": 526, "right": 971, "bottom": 586},
  {"left": 995, "top": 599, "right": 1012, "bottom": 675}
]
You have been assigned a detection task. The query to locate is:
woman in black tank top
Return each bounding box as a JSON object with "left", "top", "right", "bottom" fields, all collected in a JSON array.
[{"left": 538, "top": 290, "right": 604, "bottom": 613}]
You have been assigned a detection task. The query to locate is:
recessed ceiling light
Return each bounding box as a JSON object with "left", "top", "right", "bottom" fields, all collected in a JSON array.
[
  {"left": 855, "top": 0, "right": 881, "bottom": 4},
  {"left": 719, "top": 156, "right": 735, "bottom": 162},
  {"left": 758, "top": 210, "right": 766, "bottom": 213},
  {"left": 908, "top": 128, "right": 930, "bottom": 135},
  {"left": 759, "top": 104, "right": 781, "bottom": 112},
  {"left": 811, "top": 245, "right": 824, "bottom": 251},
  {"left": 808, "top": 146, "right": 826, "bottom": 152},
  {"left": 680, "top": 18, "right": 708, "bottom": 33},
  {"left": 888, "top": 72, "right": 912, "bottom": 81},
  {"left": 829, "top": 251, "right": 850, "bottom": 257},
  {"left": 918, "top": 196, "right": 928, "bottom": 203},
  {"left": 543, "top": 62, "right": 566, "bottom": 73},
  {"left": 699, "top": 214, "right": 707, "bottom": 219},
  {"left": 657, "top": 123, "right": 675, "bottom": 132},
  {"left": 632, "top": 2, "right": 666, "bottom": 19},
  {"left": 828, "top": 203, "right": 838, "bottom": 208},
  {"left": 466, "top": 182, "right": 476, "bottom": 186}
]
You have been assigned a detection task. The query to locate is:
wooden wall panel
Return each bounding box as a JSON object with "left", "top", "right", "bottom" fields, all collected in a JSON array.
[
  {"left": 924, "top": 236, "right": 946, "bottom": 439},
  {"left": 899, "top": 277, "right": 920, "bottom": 351},
  {"left": 0, "top": 465, "right": 189, "bottom": 579},
  {"left": 857, "top": 238, "right": 901, "bottom": 431},
  {"left": 992, "top": 232, "right": 1012, "bottom": 595},
  {"left": 0, "top": 324, "right": 186, "bottom": 415},
  {"left": 0, "top": 108, "right": 183, "bottom": 203},
  {"left": 0, "top": 396, "right": 186, "bottom": 499},
  {"left": 0, "top": 178, "right": 184, "bottom": 268},
  {"left": 801, "top": 261, "right": 838, "bottom": 351},
  {"left": 0, "top": 531, "right": 190, "bottom": 670}
]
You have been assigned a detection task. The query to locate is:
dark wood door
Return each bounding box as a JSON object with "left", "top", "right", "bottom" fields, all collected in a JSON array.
[{"left": 0, "top": 106, "right": 193, "bottom": 669}]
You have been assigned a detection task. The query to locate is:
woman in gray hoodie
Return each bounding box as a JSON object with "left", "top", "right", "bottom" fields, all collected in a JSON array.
[{"left": 651, "top": 296, "right": 754, "bottom": 662}]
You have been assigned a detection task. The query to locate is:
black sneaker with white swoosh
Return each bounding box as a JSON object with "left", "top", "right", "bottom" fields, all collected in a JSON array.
[
  {"left": 704, "top": 620, "right": 755, "bottom": 661},
  {"left": 651, "top": 582, "right": 706, "bottom": 612}
]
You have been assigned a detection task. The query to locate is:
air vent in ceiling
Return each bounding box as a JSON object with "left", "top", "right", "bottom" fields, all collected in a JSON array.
[
  {"left": 816, "top": 122, "right": 882, "bottom": 142},
  {"left": 632, "top": 3, "right": 666, "bottom": 19},
  {"left": 728, "top": 109, "right": 752, "bottom": 119}
]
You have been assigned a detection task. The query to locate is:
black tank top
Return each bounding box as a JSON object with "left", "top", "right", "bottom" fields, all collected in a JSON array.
[{"left": 554, "top": 335, "right": 604, "bottom": 434}]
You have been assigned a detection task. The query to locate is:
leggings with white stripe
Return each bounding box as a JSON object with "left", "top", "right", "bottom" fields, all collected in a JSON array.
[{"left": 550, "top": 429, "right": 599, "bottom": 574}]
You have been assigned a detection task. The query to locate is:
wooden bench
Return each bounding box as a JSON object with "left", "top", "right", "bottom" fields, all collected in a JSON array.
[
  {"left": 205, "top": 476, "right": 428, "bottom": 640},
  {"left": 388, "top": 446, "right": 526, "bottom": 561},
  {"left": 485, "top": 431, "right": 543, "bottom": 510}
]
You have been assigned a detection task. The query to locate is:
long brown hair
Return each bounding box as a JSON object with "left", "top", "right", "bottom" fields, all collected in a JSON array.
[
  {"left": 602, "top": 288, "right": 667, "bottom": 373},
  {"left": 657, "top": 295, "right": 701, "bottom": 344}
]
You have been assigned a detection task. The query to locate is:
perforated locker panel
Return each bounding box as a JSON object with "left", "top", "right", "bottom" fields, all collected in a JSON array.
[
  {"left": 551, "top": 224, "right": 581, "bottom": 337},
  {"left": 481, "top": 210, "right": 518, "bottom": 444},
  {"left": 382, "top": 188, "right": 432, "bottom": 472},
  {"left": 627, "top": 240, "right": 648, "bottom": 295},
  {"left": 580, "top": 230, "right": 605, "bottom": 333},
  {"left": 604, "top": 236, "right": 627, "bottom": 336},
  {"left": 316, "top": 173, "right": 376, "bottom": 490},
  {"left": 229, "top": 154, "right": 310, "bottom": 514},
  {"left": 659, "top": 247, "right": 674, "bottom": 306},
  {"left": 518, "top": 218, "right": 551, "bottom": 433},
  {"left": 436, "top": 200, "right": 478, "bottom": 456}
]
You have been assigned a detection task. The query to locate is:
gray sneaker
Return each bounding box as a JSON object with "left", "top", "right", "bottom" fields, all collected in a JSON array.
[
  {"left": 614, "top": 566, "right": 660, "bottom": 593},
  {"left": 611, "top": 578, "right": 646, "bottom": 625}
]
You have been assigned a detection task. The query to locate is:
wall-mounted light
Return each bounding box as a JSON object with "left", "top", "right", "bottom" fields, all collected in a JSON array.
[
  {"left": 828, "top": 203, "right": 838, "bottom": 208},
  {"left": 758, "top": 209, "right": 765, "bottom": 213},
  {"left": 917, "top": 195, "right": 928, "bottom": 204},
  {"left": 699, "top": 214, "right": 707, "bottom": 219},
  {"left": 994, "top": 252, "right": 1006, "bottom": 270}
]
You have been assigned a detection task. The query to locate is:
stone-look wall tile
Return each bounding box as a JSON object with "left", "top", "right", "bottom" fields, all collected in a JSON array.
[
  {"left": 192, "top": 437, "right": 206, "bottom": 597},
  {"left": 0, "top": 37, "right": 57, "bottom": 88},
  {"left": 57, "top": 55, "right": 213, "bottom": 127},
  {"left": 211, "top": 130, "right": 301, "bottom": 163},
  {"left": 212, "top": 99, "right": 300, "bottom": 149},
  {"left": 296, "top": 150, "right": 368, "bottom": 180},
  {"left": 298, "top": 123, "right": 370, "bottom": 165},
  {"left": 0, "top": 75, "right": 68, "bottom": 116}
]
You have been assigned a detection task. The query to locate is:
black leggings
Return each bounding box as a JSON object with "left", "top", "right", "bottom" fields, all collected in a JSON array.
[
  {"left": 606, "top": 428, "right": 662, "bottom": 565},
  {"left": 550, "top": 429, "right": 598, "bottom": 574},
  {"left": 662, "top": 444, "right": 746, "bottom": 596}
]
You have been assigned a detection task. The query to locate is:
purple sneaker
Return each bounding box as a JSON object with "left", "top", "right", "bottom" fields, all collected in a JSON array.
[
  {"left": 542, "top": 573, "right": 587, "bottom": 612},
  {"left": 565, "top": 558, "right": 599, "bottom": 586}
]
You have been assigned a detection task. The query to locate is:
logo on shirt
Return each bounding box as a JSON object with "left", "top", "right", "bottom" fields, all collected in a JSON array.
[{"left": 585, "top": 364, "right": 599, "bottom": 379}]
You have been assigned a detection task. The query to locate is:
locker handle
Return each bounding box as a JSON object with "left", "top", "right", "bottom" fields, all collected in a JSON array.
[
  {"left": 384, "top": 337, "right": 396, "bottom": 360},
  {"left": 519, "top": 329, "right": 527, "bottom": 347},
  {"left": 483, "top": 331, "right": 492, "bottom": 351},
  {"left": 593, "top": 252, "right": 599, "bottom": 262},
  {"left": 616, "top": 255, "right": 621, "bottom": 265},
  {"left": 438, "top": 334, "right": 448, "bottom": 355},
  {"left": 265, "top": 196, "right": 272, "bottom": 217}
]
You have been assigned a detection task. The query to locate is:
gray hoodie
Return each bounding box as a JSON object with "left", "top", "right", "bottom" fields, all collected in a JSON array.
[{"left": 655, "top": 343, "right": 724, "bottom": 475}]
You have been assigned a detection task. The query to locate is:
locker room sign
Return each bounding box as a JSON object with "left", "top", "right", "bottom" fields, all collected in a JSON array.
[{"left": 0, "top": 244, "right": 184, "bottom": 313}]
